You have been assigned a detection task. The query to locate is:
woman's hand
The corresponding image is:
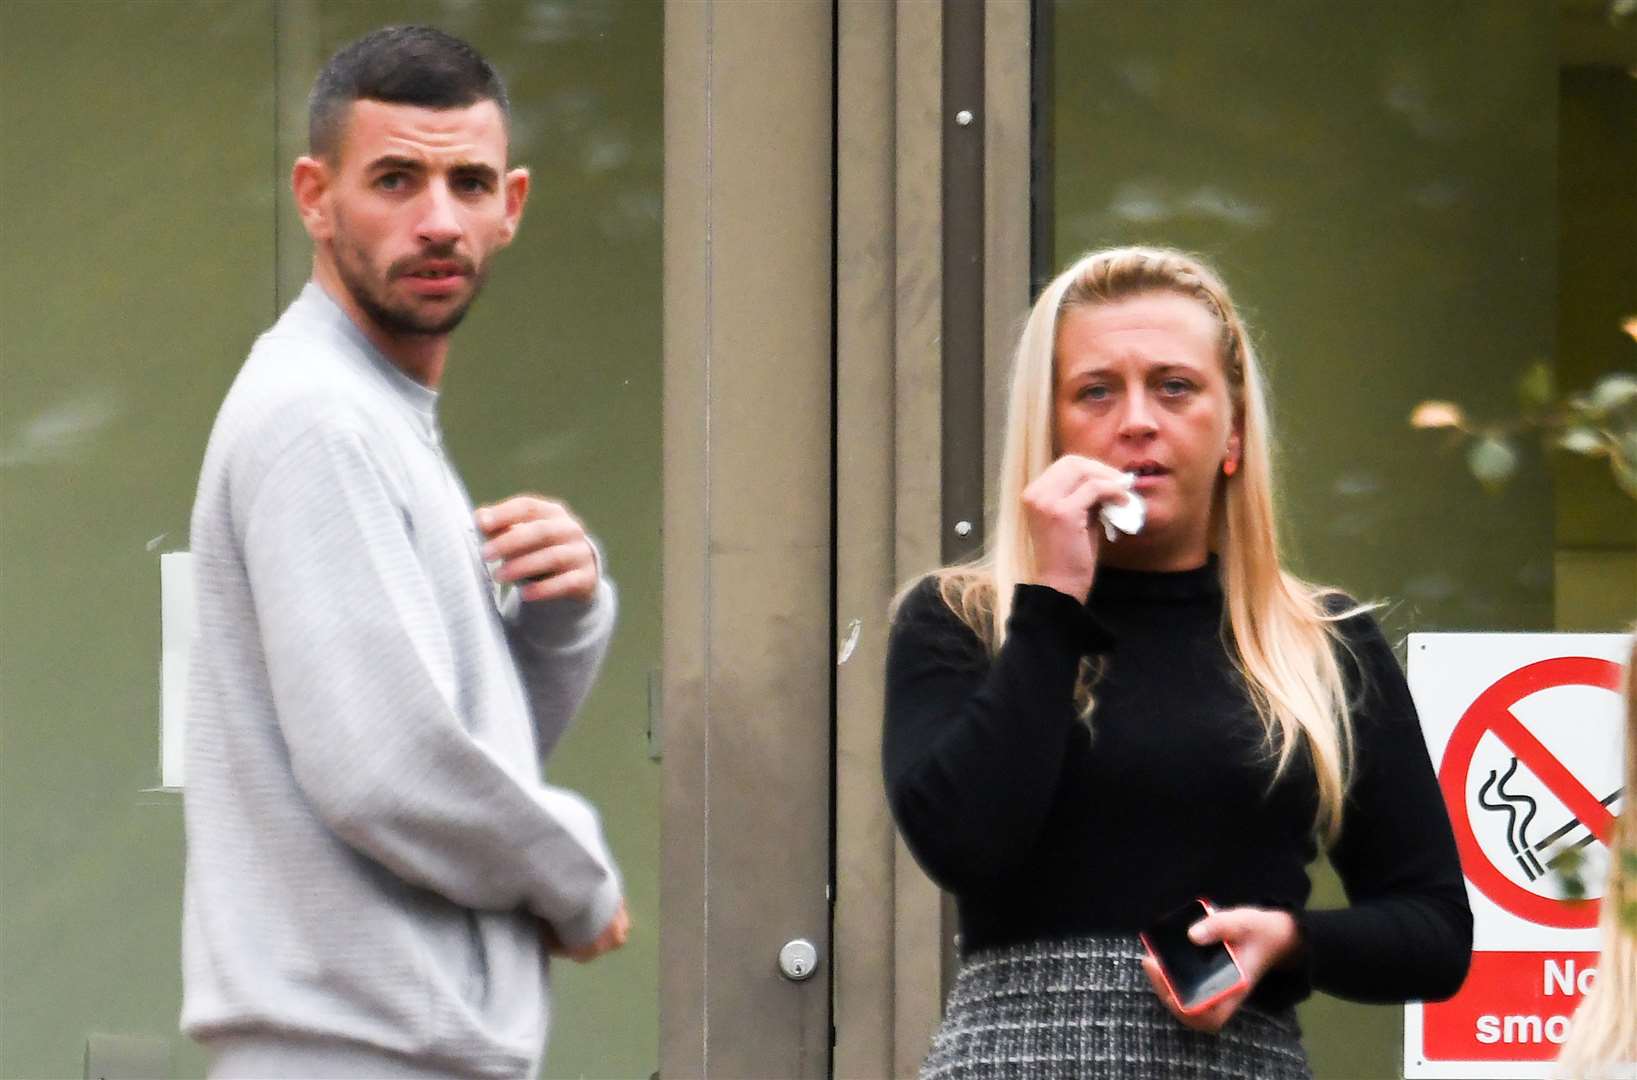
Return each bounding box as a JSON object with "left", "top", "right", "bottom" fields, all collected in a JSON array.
[
  {"left": 1140, "top": 906, "right": 1303, "bottom": 1034},
  {"left": 1020, "top": 454, "right": 1134, "bottom": 601}
]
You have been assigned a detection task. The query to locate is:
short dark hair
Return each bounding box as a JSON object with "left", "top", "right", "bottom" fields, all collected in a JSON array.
[{"left": 308, "top": 25, "right": 510, "bottom": 161}]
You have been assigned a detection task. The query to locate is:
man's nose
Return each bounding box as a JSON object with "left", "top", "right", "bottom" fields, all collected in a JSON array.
[{"left": 415, "top": 181, "right": 463, "bottom": 246}]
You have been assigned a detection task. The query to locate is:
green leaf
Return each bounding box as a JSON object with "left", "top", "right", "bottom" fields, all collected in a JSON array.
[
  {"left": 1557, "top": 426, "right": 1606, "bottom": 456},
  {"left": 1590, "top": 372, "right": 1637, "bottom": 414},
  {"left": 1549, "top": 847, "right": 1588, "bottom": 900},
  {"left": 1623, "top": 900, "right": 1637, "bottom": 934},
  {"left": 1613, "top": 453, "right": 1637, "bottom": 500},
  {"left": 1621, "top": 849, "right": 1637, "bottom": 877},
  {"left": 1518, "top": 361, "right": 1555, "bottom": 410},
  {"left": 1467, "top": 435, "right": 1519, "bottom": 492}
]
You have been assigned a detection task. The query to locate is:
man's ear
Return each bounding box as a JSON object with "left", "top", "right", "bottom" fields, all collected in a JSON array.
[
  {"left": 291, "top": 155, "right": 333, "bottom": 242},
  {"left": 497, "top": 166, "right": 531, "bottom": 247}
]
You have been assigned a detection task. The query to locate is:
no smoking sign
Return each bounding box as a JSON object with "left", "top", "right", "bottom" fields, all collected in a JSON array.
[
  {"left": 1405, "top": 633, "right": 1630, "bottom": 1080},
  {"left": 1441, "top": 655, "right": 1622, "bottom": 929}
]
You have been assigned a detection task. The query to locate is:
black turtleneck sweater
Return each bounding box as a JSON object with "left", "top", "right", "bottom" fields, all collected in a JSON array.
[{"left": 882, "top": 562, "right": 1472, "bottom": 1010}]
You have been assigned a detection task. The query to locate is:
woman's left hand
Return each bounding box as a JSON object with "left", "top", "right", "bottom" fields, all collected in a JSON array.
[{"left": 1140, "top": 906, "right": 1302, "bottom": 1034}]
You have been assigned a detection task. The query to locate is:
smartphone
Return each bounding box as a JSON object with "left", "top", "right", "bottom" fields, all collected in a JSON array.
[{"left": 1139, "top": 898, "right": 1248, "bottom": 1015}]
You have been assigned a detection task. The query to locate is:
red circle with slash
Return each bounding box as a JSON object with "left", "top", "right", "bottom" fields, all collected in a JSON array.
[{"left": 1438, "top": 655, "right": 1622, "bottom": 929}]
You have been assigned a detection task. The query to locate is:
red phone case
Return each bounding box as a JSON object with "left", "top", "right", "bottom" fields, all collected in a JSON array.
[{"left": 1138, "top": 898, "right": 1249, "bottom": 1015}]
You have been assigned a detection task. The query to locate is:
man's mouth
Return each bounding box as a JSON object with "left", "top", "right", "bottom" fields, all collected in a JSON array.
[{"left": 404, "top": 264, "right": 467, "bottom": 281}]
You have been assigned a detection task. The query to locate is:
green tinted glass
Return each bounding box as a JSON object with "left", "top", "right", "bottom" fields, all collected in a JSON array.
[
  {"left": 1046, "top": 2, "right": 1634, "bottom": 1076},
  {"left": 0, "top": 3, "right": 660, "bottom": 1077}
]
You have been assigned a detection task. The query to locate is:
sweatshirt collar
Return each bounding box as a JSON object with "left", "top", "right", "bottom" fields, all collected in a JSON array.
[{"left": 291, "top": 282, "right": 441, "bottom": 439}]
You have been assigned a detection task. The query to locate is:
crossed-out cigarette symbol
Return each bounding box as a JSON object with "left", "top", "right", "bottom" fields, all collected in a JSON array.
[{"left": 1477, "top": 754, "right": 1622, "bottom": 883}]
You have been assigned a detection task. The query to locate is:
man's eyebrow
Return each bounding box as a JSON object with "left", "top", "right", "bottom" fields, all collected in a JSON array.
[
  {"left": 362, "top": 157, "right": 501, "bottom": 184},
  {"left": 450, "top": 162, "right": 501, "bottom": 182},
  {"left": 364, "top": 155, "right": 426, "bottom": 173}
]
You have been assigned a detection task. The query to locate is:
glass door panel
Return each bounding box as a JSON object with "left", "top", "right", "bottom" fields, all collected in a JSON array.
[
  {"left": 0, "top": 3, "right": 662, "bottom": 1077},
  {"left": 1043, "top": 1, "right": 1633, "bottom": 1076},
  {"left": 273, "top": 7, "right": 663, "bottom": 1072},
  {"left": 1, "top": 4, "right": 276, "bottom": 1077}
]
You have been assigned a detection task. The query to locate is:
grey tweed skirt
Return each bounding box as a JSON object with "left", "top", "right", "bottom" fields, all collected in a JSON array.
[{"left": 921, "top": 934, "right": 1312, "bottom": 1080}]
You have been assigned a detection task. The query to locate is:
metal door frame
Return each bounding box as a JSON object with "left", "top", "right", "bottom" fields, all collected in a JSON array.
[
  {"left": 661, "top": 2, "right": 836, "bottom": 1077},
  {"left": 831, "top": 1, "right": 1031, "bottom": 1075},
  {"left": 661, "top": 2, "right": 1031, "bottom": 1074}
]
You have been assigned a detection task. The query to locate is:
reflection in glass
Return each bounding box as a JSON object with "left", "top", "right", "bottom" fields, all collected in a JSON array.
[
  {"left": 1046, "top": 1, "right": 1633, "bottom": 1076},
  {"left": 0, "top": 3, "right": 661, "bottom": 1077}
]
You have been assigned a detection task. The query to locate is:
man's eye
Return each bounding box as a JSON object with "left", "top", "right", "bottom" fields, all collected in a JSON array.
[
  {"left": 376, "top": 173, "right": 406, "bottom": 191},
  {"left": 454, "top": 175, "right": 494, "bottom": 195}
]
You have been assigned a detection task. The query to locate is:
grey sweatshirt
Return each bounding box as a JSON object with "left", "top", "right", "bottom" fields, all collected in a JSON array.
[{"left": 181, "top": 283, "right": 621, "bottom": 1077}]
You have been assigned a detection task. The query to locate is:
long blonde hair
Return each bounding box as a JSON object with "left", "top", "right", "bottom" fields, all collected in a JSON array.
[
  {"left": 926, "top": 246, "right": 1361, "bottom": 843},
  {"left": 1556, "top": 630, "right": 1637, "bottom": 1077}
]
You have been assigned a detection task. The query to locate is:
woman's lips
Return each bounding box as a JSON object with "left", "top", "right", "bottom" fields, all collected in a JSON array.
[{"left": 1129, "top": 469, "right": 1169, "bottom": 494}]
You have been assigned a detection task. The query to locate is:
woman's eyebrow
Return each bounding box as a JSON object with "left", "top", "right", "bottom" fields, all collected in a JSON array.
[{"left": 1061, "top": 362, "right": 1116, "bottom": 380}]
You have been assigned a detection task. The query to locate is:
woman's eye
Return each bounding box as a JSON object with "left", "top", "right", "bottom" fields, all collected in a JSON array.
[
  {"left": 1079, "top": 384, "right": 1111, "bottom": 402},
  {"left": 1159, "top": 378, "right": 1193, "bottom": 396}
]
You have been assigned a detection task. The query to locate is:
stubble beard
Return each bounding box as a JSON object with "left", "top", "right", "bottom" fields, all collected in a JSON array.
[{"left": 331, "top": 233, "right": 489, "bottom": 339}]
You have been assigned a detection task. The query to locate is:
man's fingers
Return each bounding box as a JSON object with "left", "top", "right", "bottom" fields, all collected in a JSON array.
[
  {"left": 474, "top": 494, "right": 570, "bottom": 537},
  {"left": 481, "top": 516, "right": 582, "bottom": 561},
  {"left": 495, "top": 541, "right": 592, "bottom": 585},
  {"left": 563, "top": 901, "right": 631, "bottom": 963},
  {"left": 520, "top": 567, "right": 599, "bottom": 604}
]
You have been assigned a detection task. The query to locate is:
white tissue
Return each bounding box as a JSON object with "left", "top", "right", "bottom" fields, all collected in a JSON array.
[{"left": 1098, "top": 473, "right": 1146, "bottom": 543}]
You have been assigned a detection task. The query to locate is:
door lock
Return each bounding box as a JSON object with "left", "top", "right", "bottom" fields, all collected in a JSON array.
[{"left": 778, "top": 938, "right": 819, "bottom": 982}]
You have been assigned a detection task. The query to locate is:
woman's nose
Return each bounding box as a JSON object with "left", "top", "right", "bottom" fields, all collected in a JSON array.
[{"left": 1117, "top": 392, "right": 1158, "bottom": 437}]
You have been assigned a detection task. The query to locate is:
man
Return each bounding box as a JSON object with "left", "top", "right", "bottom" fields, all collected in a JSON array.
[{"left": 181, "top": 26, "right": 627, "bottom": 1079}]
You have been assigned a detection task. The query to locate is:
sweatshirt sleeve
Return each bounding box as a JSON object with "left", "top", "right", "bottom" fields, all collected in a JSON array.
[
  {"left": 502, "top": 562, "right": 618, "bottom": 764},
  {"left": 239, "top": 417, "right": 620, "bottom": 947},
  {"left": 882, "top": 578, "right": 1114, "bottom": 888},
  {"left": 1295, "top": 608, "right": 1474, "bottom": 1003}
]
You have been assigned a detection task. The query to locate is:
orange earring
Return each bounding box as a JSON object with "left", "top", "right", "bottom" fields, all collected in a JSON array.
[{"left": 1223, "top": 458, "right": 1238, "bottom": 477}]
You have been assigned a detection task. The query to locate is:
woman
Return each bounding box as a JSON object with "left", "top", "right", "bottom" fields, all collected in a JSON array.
[
  {"left": 1555, "top": 630, "right": 1637, "bottom": 1078},
  {"left": 883, "top": 247, "right": 1473, "bottom": 1078}
]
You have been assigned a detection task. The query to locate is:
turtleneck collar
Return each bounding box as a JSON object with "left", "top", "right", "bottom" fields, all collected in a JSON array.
[{"left": 1090, "top": 554, "right": 1223, "bottom": 603}]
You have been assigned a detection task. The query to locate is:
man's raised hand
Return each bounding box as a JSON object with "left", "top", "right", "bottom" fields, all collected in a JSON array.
[{"left": 476, "top": 495, "right": 599, "bottom": 604}]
